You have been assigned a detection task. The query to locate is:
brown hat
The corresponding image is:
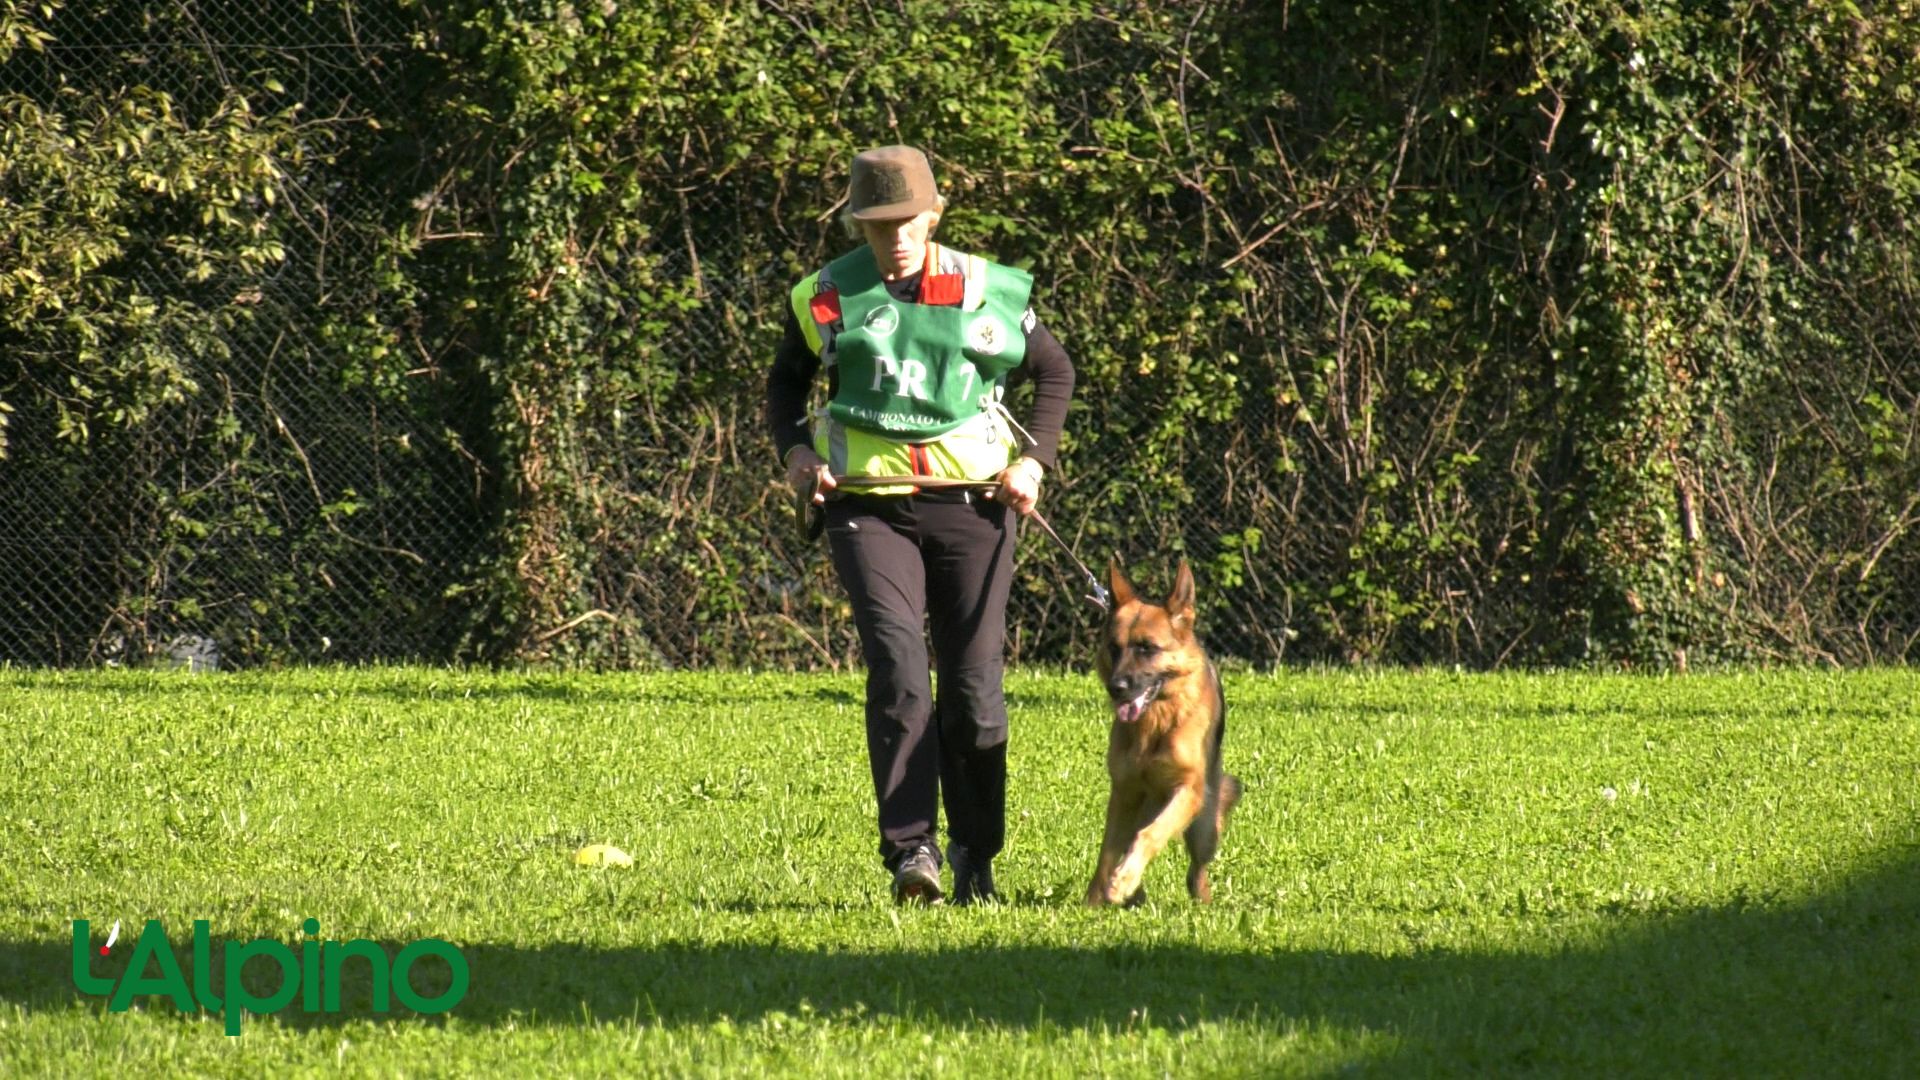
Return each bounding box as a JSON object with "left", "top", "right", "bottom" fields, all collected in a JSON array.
[{"left": 847, "top": 145, "right": 939, "bottom": 220}]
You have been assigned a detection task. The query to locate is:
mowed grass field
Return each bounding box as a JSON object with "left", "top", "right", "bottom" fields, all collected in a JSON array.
[{"left": 2, "top": 666, "right": 1917, "bottom": 1077}]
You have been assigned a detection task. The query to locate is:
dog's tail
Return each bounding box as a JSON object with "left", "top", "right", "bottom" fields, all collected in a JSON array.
[{"left": 1218, "top": 774, "right": 1243, "bottom": 828}]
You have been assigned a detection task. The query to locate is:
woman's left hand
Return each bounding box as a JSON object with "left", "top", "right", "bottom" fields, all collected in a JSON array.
[{"left": 992, "top": 457, "right": 1044, "bottom": 515}]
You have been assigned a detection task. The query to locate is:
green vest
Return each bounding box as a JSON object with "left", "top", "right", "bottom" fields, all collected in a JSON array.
[
  {"left": 823, "top": 245, "right": 1031, "bottom": 439},
  {"left": 788, "top": 245, "right": 1036, "bottom": 489}
]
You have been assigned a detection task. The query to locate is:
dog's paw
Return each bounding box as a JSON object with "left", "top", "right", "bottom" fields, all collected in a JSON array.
[{"left": 1107, "top": 858, "right": 1144, "bottom": 904}]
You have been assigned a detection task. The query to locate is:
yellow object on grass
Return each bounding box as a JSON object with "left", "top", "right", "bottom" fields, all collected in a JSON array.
[{"left": 572, "top": 843, "right": 633, "bottom": 868}]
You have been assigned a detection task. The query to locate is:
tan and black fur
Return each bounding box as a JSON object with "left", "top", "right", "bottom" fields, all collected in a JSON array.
[{"left": 1086, "top": 558, "right": 1242, "bottom": 907}]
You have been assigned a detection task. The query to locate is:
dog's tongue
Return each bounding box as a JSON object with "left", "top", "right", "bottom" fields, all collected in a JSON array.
[{"left": 1114, "top": 688, "right": 1153, "bottom": 724}]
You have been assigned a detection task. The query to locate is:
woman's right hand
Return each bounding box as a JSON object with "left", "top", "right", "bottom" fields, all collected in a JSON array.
[{"left": 784, "top": 446, "right": 837, "bottom": 504}]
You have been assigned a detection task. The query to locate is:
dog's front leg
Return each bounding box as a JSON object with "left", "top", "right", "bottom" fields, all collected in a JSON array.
[
  {"left": 1106, "top": 782, "right": 1204, "bottom": 905},
  {"left": 1085, "top": 785, "right": 1142, "bottom": 906}
]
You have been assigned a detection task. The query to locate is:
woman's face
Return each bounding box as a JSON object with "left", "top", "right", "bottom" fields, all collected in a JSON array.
[{"left": 860, "top": 210, "right": 940, "bottom": 279}]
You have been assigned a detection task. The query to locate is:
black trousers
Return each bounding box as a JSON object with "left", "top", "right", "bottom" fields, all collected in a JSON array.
[{"left": 825, "top": 491, "right": 1016, "bottom": 871}]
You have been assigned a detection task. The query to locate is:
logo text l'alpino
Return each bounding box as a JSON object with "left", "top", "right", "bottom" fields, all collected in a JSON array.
[{"left": 73, "top": 919, "right": 469, "bottom": 1036}]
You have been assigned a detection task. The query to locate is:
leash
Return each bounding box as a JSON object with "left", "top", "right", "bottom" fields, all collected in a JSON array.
[
  {"left": 1022, "top": 503, "right": 1112, "bottom": 614},
  {"left": 800, "top": 473, "right": 1110, "bottom": 613}
]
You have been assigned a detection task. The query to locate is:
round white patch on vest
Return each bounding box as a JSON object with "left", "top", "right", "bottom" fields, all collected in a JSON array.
[
  {"left": 968, "top": 315, "right": 1006, "bottom": 356},
  {"left": 864, "top": 305, "right": 900, "bottom": 336}
]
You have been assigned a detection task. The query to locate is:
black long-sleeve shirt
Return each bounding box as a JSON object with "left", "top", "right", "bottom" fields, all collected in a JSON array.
[{"left": 765, "top": 271, "right": 1075, "bottom": 469}]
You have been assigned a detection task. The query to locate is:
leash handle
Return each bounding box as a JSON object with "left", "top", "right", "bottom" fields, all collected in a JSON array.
[{"left": 827, "top": 475, "right": 998, "bottom": 492}]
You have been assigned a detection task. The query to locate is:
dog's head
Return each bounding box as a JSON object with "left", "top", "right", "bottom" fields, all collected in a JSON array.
[{"left": 1096, "top": 558, "right": 1204, "bottom": 724}]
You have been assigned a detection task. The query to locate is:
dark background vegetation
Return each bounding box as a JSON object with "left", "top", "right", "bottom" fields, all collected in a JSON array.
[{"left": 3, "top": 0, "right": 1916, "bottom": 669}]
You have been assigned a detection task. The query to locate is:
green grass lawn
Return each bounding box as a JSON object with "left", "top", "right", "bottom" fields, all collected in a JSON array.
[{"left": 2, "top": 666, "right": 1917, "bottom": 1076}]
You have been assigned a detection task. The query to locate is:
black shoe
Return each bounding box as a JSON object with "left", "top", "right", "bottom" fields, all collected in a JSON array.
[
  {"left": 891, "top": 843, "right": 943, "bottom": 906},
  {"left": 947, "top": 842, "right": 1000, "bottom": 906}
]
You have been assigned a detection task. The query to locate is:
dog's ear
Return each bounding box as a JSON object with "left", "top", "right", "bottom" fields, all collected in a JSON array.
[
  {"left": 1167, "top": 559, "right": 1196, "bottom": 628},
  {"left": 1107, "top": 556, "right": 1137, "bottom": 608}
]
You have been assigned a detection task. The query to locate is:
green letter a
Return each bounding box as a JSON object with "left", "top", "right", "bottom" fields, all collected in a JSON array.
[{"left": 109, "top": 921, "right": 195, "bottom": 1014}]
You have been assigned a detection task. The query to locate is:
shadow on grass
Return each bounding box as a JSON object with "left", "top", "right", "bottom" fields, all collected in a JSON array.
[
  {"left": 0, "top": 672, "right": 866, "bottom": 707},
  {"left": 4, "top": 851, "right": 1916, "bottom": 1071}
]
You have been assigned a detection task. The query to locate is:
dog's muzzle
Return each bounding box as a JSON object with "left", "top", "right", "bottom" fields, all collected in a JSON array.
[{"left": 1109, "top": 678, "right": 1164, "bottom": 724}]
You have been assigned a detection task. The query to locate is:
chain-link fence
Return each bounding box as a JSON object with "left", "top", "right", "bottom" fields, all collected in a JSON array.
[
  {"left": 1, "top": 0, "right": 487, "bottom": 667},
  {"left": 4, "top": 1, "right": 1916, "bottom": 670}
]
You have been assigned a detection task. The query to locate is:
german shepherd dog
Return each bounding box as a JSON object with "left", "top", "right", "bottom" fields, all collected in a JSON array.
[{"left": 1086, "top": 558, "right": 1242, "bottom": 907}]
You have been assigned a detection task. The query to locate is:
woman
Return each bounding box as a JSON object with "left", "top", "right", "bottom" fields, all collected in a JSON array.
[{"left": 765, "top": 145, "right": 1076, "bottom": 905}]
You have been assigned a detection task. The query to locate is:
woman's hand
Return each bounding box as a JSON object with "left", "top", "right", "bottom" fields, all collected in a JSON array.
[
  {"left": 785, "top": 446, "right": 837, "bottom": 504},
  {"left": 992, "top": 457, "right": 1044, "bottom": 515}
]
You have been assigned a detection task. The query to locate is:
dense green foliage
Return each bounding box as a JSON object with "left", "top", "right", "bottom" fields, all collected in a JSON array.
[
  {"left": 3, "top": 0, "right": 1917, "bottom": 666},
  {"left": 1, "top": 0, "right": 483, "bottom": 664},
  {"left": 2, "top": 667, "right": 1916, "bottom": 1073}
]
